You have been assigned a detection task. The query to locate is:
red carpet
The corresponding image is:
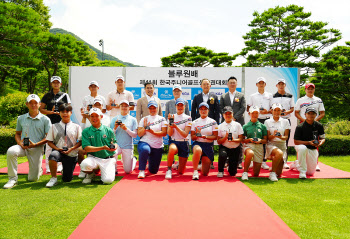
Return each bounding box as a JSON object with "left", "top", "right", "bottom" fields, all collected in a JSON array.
[
  {"left": 69, "top": 168, "right": 300, "bottom": 239},
  {"left": 1, "top": 160, "right": 350, "bottom": 179}
]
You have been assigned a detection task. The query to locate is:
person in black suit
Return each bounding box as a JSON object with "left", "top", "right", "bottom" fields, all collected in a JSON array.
[
  {"left": 219, "top": 76, "right": 246, "bottom": 169},
  {"left": 191, "top": 78, "right": 221, "bottom": 124},
  {"left": 219, "top": 76, "right": 246, "bottom": 125}
]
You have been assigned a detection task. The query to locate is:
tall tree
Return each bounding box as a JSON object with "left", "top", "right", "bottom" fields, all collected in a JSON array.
[
  {"left": 2, "top": 0, "right": 52, "bottom": 30},
  {"left": 0, "top": 2, "right": 43, "bottom": 86},
  {"left": 238, "top": 5, "right": 341, "bottom": 83},
  {"left": 37, "top": 32, "right": 97, "bottom": 87},
  {"left": 312, "top": 42, "right": 350, "bottom": 120},
  {"left": 161, "top": 46, "right": 235, "bottom": 67}
]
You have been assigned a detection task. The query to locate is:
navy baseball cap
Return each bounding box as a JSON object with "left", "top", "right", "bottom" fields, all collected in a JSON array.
[
  {"left": 147, "top": 100, "right": 158, "bottom": 108},
  {"left": 176, "top": 98, "right": 185, "bottom": 105},
  {"left": 305, "top": 107, "right": 317, "bottom": 114},
  {"left": 199, "top": 102, "right": 209, "bottom": 109}
]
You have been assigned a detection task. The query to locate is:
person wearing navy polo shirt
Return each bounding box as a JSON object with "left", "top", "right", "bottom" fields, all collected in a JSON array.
[
  {"left": 292, "top": 108, "right": 325, "bottom": 179},
  {"left": 111, "top": 100, "right": 138, "bottom": 174}
]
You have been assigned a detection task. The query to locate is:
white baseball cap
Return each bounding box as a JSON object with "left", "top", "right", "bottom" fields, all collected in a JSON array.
[
  {"left": 173, "top": 85, "right": 182, "bottom": 91},
  {"left": 26, "top": 94, "right": 40, "bottom": 103},
  {"left": 256, "top": 77, "right": 266, "bottom": 84},
  {"left": 249, "top": 106, "right": 260, "bottom": 113},
  {"left": 277, "top": 79, "right": 286, "bottom": 84},
  {"left": 272, "top": 103, "right": 283, "bottom": 110},
  {"left": 50, "top": 76, "right": 62, "bottom": 83},
  {"left": 115, "top": 75, "right": 125, "bottom": 82},
  {"left": 93, "top": 98, "right": 103, "bottom": 105},
  {"left": 89, "top": 81, "right": 99, "bottom": 87},
  {"left": 120, "top": 100, "right": 129, "bottom": 106},
  {"left": 89, "top": 108, "right": 103, "bottom": 116}
]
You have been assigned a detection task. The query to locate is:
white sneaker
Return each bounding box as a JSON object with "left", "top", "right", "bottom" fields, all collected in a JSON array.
[
  {"left": 283, "top": 162, "right": 290, "bottom": 169},
  {"left": 78, "top": 170, "right": 86, "bottom": 179},
  {"left": 82, "top": 172, "right": 96, "bottom": 184},
  {"left": 3, "top": 178, "right": 17, "bottom": 189},
  {"left": 57, "top": 164, "right": 63, "bottom": 173},
  {"left": 138, "top": 170, "right": 145, "bottom": 179},
  {"left": 299, "top": 172, "right": 307, "bottom": 179},
  {"left": 241, "top": 172, "right": 249, "bottom": 181},
  {"left": 261, "top": 162, "right": 269, "bottom": 170},
  {"left": 197, "top": 164, "right": 202, "bottom": 171},
  {"left": 172, "top": 161, "right": 179, "bottom": 170},
  {"left": 269, "top": 172, "right": 278, "bottom": 182},
  {"left": 316, "top": 164, "right": 321, "bottom": 171},
  {"left": 238, "top": 163, "right": 243, "bottom": 169},
  {"left": 192, "top": 170, "right": 199, "bottom": 180},
  {"left": 289, "top": 160, "right": 299, "bottom": 171},
  {"left": 46, "top": 177, "right": 58, "bottom": 188},
  {"left": 165, "top": 170, "right": 172, "bottom": 179},
  {"left": 210, "top": 164, "right": 215, "bottom": 169},
  {"left": 217, "top": 172, "right": 224, "bottom": 178}
]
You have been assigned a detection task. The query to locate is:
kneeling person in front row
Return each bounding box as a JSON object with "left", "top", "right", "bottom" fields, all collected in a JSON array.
[
  {"left": 217, "top": 106, "right": 243, "bottom": 177},
  {"left": 3, "top": 94, "right": 51, "bottom": 189},
  {"left": 293, "top": 108, "right": 325, "bottom": 179},
  {"left": 81, "top": 108, "right": 118, "bottom": 184},
  {"left": 45, "top": 104, "right": 82, "bottom": 187},
  {"left": 241, "top": 106, "right": 268, "bottom": 180}
]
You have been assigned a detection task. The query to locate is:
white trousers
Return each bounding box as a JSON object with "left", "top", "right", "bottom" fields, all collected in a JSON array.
[
  {"left": 80, "top": 155, "right": 116, "bottom": 184},
  {"left": 115, "top": 147, "right": 136, "bottom": 174},
  {"left": 7, "top": 144, "right": 44, "bottom": 181},
  {"left": 295, "top": 145, "right": 318, "bottom": 175}
]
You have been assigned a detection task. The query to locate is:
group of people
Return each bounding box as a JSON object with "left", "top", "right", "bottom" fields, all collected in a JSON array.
[{"left": 3, "top": 74, "right": 326, "bottom": 189}]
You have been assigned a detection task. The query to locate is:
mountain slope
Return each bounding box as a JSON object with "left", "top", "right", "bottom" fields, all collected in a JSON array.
[{"left": 50, "top": 28, "right": 141, "bottom": 67}]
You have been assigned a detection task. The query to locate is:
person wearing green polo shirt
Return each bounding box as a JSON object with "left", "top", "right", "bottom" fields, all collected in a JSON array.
[
  {"left": 241, "top": 106, "right": 268, "bottom": 180},
  {"left": 3, "top": 94, "right": 51, "bottom": 189},
  {"left": 81, "top": 108, "right": 118, "bottom": 184}
]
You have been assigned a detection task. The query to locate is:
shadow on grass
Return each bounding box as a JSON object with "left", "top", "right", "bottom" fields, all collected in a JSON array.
[
  {"left": 0, "top": 174, "right": 123, "bottom": 190},
  {"left": 239, "top": 177, "right": 317, "bottom": 186}
]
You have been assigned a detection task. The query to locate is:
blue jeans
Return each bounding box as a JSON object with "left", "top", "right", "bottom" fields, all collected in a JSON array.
[{"left": 137, "top": 141, "right": 163, "bottom": 174}]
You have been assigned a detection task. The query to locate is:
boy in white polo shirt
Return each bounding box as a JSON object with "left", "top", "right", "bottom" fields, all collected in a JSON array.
[{"left": 4, "top": 94, "right": 51, "bottom": 189}]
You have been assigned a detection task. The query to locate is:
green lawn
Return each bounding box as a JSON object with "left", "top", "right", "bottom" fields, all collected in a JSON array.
[{"left": 0, "top": 154, "right": 349, "bottom": 239}]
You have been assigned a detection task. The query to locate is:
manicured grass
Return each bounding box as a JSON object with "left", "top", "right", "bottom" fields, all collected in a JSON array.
[
  {"left": 0, "top": 173, "right": 121, "bottom": 239},
  {"left": 0, "top": 154, "right": 349, "bottom": 239},
  {"left": 242, "top": 178, "right": 350, "bottom": 239}
]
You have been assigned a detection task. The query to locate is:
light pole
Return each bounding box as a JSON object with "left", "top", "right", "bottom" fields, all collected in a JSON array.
[{"left": 99, "top": 39, "right": 104, "bottom": 61}]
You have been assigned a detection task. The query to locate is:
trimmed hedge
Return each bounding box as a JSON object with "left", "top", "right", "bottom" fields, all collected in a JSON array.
[{"left": 0, "top": 128, "right": 16, "bottom": 154}]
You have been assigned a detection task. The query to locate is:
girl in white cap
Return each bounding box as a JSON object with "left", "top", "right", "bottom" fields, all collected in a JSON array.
[{"left": 264, "top": 103, "right": 290, "bottom": 181}]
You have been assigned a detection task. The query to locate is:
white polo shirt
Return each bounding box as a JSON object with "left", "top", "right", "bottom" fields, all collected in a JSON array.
[
  {"left": 139, "top": 115, "right": 168, "bottom": 148},
  {"left": 264, "top": 117, "right": 291, "bottom": 142},
  {"left": 169, "top": 113, "right": 192, "bottom": 140},
  {"left": 46, "top": 121, "right": 82, "bottom": 157},
  {"left": 191, "top": 117, "right": 218, "bottom": 143},
  {"left": 81, "top": 95, "right": 107, "bottom": 110},
  {"left": 218, "top": 121, "right": 243, "bottom": 148},
  {"left": 106, "top": 89, "right": 134, "bottom": 117},
  {"left": 271, "top": 92, "right": 295, "bottom": 119},
  {"left": 247, "top": 91, "right": 273, "bottom": 119},
  {"left": 295, "top": 95, "right": 325, "bottom": 120}
]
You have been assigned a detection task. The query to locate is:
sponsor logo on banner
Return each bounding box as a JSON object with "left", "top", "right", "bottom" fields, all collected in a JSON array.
[
  {"left": 126, "top": 87, "right": 141, "bottom": 100},
  {"left": 130, "top": 111, "right": 136, "bottom": 117},
  {"left": 163, "top": 135, "right": 169, "bottom": 145},
  {"left": 141, "top": 88, "right": 158, "bottom": 97},
  {"left": 181, "top": 88, "right": 191, "bottom": 101},
  {"left": 133, "top": 136, "right": 140, "bottom": 144},
  {"left": 211, "top": 89, "right": 225, "bottom": 97},
  {"left": 158, "top": 88, "right": 173, "bottom": 100},
  {"left": 160, "top": 100, "right": 167, "bottom": 110},
  {"left": 191, "top": 88, "right": 202, "bottom": 99}
]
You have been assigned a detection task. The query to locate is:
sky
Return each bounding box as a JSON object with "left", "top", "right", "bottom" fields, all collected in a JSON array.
[{"left": 44, "top": 0, "right": 350, "bottom": 67}]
